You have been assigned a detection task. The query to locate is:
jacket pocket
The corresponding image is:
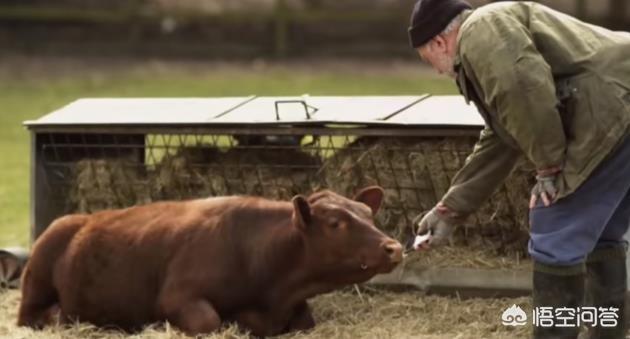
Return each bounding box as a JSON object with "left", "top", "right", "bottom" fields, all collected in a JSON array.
[
  {"left": 561, "top": 74, "right": 624, "bottom": 173},
  {"left": 609, "top": 81, "right": 630, "bottom": 118}
]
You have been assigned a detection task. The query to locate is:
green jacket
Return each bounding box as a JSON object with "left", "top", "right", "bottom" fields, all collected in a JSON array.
[{"left": 442, "top": 2, "right": 630, "bottom": 216}]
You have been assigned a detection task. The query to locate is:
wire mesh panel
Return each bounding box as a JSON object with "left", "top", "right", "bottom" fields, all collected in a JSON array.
[{"left": 36, "top": 130, "right": 534, "bottom": 256}]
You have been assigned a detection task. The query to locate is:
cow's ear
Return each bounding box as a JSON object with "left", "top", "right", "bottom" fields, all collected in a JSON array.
[
  {"left": 353, "top": 186, "right": 384, "bottom": 215},
  {"left": 291, "top": 195, "right": 312, "bottom": 230}
]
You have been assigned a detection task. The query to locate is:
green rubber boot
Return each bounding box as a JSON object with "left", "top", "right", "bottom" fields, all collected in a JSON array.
[
  {"left": 585, "top": 245, "right": 627, "bottom": 339},
  {"left": 533, "top": 261, "right": 585, "bottom": 339}
]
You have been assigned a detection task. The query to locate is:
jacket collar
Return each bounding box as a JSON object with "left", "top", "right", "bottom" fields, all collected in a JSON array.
[
  {"left": 454, "top": 9, "right": 474, "bottom": 71},
  {"left": 454, "top": 9, "right": 474, "bottom": 104}
]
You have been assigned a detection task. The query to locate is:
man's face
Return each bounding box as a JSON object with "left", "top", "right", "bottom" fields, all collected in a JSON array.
[{"left": 416, "top": 35, "right": 457, "bottom": 78}]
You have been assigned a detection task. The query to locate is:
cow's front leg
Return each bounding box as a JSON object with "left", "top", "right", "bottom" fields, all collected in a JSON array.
[
  {"left": 233, "top": 309, "right": 276, "bottom": 337},
  {"left": 158, "top": 296, "right": 221, "bottom": 336},
  {"left": 285, "top": 300, "right": 315, "bottom": 333}
]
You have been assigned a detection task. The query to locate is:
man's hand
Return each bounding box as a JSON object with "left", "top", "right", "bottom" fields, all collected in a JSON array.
[
  {"left": 413, "top": 203, "right": 459, "bottom": 248},
  {"left": 529, "top": 167, "right": 561, "bottom": 208}
]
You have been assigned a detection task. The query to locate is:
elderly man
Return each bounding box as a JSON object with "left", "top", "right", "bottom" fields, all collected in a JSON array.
[{"left": 409, "top": 0, "right": 630, "bottom": 338}]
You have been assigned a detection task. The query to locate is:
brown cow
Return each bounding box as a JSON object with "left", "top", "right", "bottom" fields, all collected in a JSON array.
[{"left": 18, "top": 186, "right": 402, "bottom": 336}]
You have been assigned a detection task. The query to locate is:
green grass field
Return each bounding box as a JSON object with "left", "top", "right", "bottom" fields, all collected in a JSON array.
[{"left": 0, "top": 58, "right": 457, "bottom": 247}]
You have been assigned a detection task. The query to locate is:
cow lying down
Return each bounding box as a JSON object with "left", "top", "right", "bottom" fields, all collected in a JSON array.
[{"left": 18, "top": 186, "right": 403, "bottom": 337}]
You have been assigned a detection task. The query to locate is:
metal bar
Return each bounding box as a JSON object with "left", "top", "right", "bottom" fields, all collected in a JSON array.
[
  {"left": 145, "top": 135, "right": 158, "bottom": 168},
  {"left": 364, "top": 139, "right": 385, "bottom": 196},
  {"left": 212, "top": 134, "right": 233, "bottom": 194},
  {"left": 419, "top": 142, "right": 440, "bottom": 209},
  {"left": 25, "top": 125, "right": 482, "bottom": 137},
  {"left": 379, "top": 94, "right": 430, "bottom": 121},
  {"left": 274, "top": 100, "right": 318, "bottom": 121},
  {"left": 97, "top": 134, "right": 106, "bottom": 158},
  {"left": 48, "top": 132, "right": 60, "bottom": 162},
  {"left": 228, "top": 137, "right": 249, "bottom": 194},
  {"left": 402, "top": 143, "right": 424, "bottom": 228},
  {"left": 253, "top": 159, "right": 266, "bottom": 197},
  {"left": 39, "top": 143, "right": 443, "bottom": 151},
  {"left": 29, "top": 132, "right": 37, "bottom": 244},
  {"left": 208, "top": 95, "right": 258, "bottom": 120},
  {"left": 31, "top": 133, "right": 65, "bottom": 241},
  {"left": 64, "top": 133, "right": 76, "bottom": 163},
  {"left": 80, "top": 133, "right": 89, "bottom": 159}
]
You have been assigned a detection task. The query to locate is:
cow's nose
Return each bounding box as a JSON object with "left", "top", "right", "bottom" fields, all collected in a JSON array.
[{"left": 382, "top": 240, "right": 403, "bottom": 263}]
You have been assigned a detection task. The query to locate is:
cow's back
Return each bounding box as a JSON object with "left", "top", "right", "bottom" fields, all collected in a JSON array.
[{"left": 55, "top": 198, "right": 235, "bottom": 328}]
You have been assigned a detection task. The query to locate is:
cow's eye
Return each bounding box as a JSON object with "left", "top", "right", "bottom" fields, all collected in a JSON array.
[{"left": 331, "top": 221, "right": 340, "bottom": 229}]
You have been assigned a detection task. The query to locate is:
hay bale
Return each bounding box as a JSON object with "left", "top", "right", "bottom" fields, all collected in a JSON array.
[
  {"left": 320, "top": 136, "right": 534, "bottom": 258},
  {"left": 67, "top": 159, "right": 150, "bottom": 213}
]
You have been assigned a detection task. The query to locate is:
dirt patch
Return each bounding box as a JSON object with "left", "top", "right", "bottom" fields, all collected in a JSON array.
[{"left": 0, "top": 287, "right": 531, "bottom": 339}]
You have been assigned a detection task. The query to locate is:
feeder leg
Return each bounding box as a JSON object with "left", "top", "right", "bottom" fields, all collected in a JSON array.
[
  {"left": 585, "top": 245, "right": 627, "bottom": 339},
  {"left": 532, "top": 261, "right": 584, "bottom": 339}
]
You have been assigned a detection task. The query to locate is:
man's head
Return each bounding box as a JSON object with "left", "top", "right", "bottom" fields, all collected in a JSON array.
[{"left": 408, "top": 0, "right": 471, "bottom": 78}]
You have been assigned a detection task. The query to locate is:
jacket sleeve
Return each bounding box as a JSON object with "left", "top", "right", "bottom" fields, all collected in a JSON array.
[
  {"left": 441, "top": 126, "right": 520, "bottom": 215},
  {"left": 459, "top": 13, "right": 566, "bottom": 172}
]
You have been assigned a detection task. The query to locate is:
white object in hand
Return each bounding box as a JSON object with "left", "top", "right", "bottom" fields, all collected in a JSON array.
[{"left": 412, "top": 231, "right": 432, "bottom": 250}]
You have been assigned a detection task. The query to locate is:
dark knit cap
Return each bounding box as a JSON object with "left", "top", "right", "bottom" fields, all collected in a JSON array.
[{"left": 408, "top": 0, "right": 472, "bottom": 48}]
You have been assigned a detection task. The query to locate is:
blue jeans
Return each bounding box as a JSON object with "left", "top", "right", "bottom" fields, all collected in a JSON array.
[{"left": 528, "top": 135, "right": 630, "bottom": 265}]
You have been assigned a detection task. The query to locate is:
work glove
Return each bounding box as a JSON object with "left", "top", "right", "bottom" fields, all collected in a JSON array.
[
  {"left": 412, "top": 203, "right": 460, "bottom": 249},
  {"left": 529, "top": 167, "right": 561, "bottom": 208}
]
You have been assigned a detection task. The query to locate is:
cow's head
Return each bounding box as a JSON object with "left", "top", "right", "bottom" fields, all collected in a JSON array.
[{"left": 291, "top": 186, "right": 403, "bottom": 285}]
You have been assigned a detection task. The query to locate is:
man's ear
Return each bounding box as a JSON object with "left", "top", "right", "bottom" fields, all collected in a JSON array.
[
  {"left": 291, "top": 195, "right": 311, "bottom": 231},
  {"left": 353, "top": 186, "right": 384, "bottom": 215},
  {"left": 432, "top": 34, "right": 447, "bottom": 53}
]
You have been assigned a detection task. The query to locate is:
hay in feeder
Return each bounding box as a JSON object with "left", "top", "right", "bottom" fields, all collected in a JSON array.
[
  {"left": 149, "top": 143, "right": 321, "bottom": 201},
  {"left": 65, "top": 142, "right": 322, "bottom": 214},
  {"left": 202, "top": 146, "right": 321, "bottom": 200},
  {"left": 150, "top": 145, "right": 220, "bottom": 201},
  {"left": 0, "top": 288, "right": 532, "bottom": 339},
  {"left": 320, "top": 136, "right": 534, "bottom": 259},
  {"left": 67, "top": 159, "right": 150, "bottom": 213}
]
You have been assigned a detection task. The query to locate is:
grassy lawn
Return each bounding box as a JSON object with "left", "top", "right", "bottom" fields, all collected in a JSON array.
[{"left": 0, "top": 57, "right": 457, "bottom": 247}]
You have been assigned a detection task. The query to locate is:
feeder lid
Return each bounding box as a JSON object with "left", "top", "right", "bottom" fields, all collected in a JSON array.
[
  {"left": 24, "top": 95, "right": 483, "bottom": 128},
  {"left": 24, "top": 97, "right": 255, "bottom": 126},
  {"left": 386, "top": 95, "right": 482, "bottom": 126}
]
